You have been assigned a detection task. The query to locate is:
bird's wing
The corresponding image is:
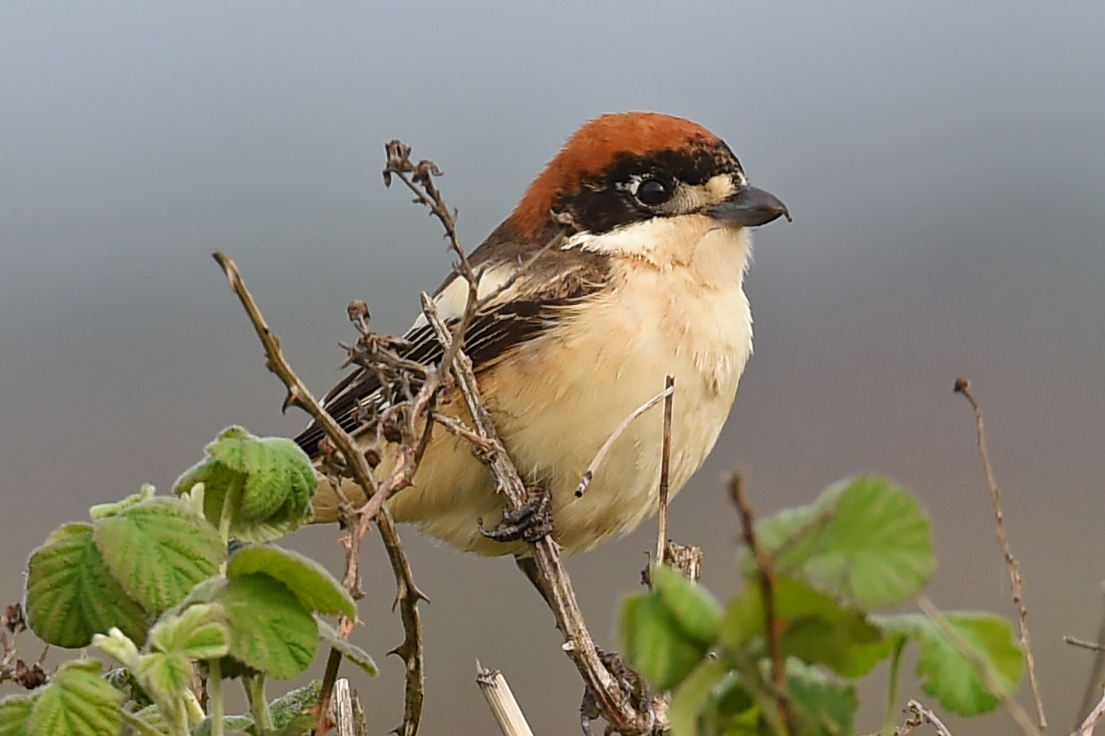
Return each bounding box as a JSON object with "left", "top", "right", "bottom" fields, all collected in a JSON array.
[{"left": 294, "top": 233, "right": 610, "bottom": 458}]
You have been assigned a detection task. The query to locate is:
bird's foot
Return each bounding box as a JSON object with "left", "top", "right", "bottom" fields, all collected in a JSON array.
[
  {"left": 579, "top": 647, "right": 656, "bottom": 736},
  {"left": 479, "top": 486, "right": 553, "bottom": 544}
]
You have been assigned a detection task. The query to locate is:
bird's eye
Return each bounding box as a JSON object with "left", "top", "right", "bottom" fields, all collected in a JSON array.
[{"left": 635, "top": 177, "right": 673, "bottom": 206}]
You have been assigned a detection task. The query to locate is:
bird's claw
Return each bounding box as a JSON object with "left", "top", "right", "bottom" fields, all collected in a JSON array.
[{"left": 479, "top": 487, "right": 553, "bottom": 544}]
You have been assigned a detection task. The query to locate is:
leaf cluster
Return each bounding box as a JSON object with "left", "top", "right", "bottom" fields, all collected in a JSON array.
[
  {"left": 1, "top": 427, "right": 373, "bottom": 736},
  {"left": 620, "top": 476, "right": 1025, "bottom": 736}
]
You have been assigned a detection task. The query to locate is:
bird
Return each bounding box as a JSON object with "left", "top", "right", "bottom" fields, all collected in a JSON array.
[{"left": 295, "top": 112, "right": 789, "bottom": 557}]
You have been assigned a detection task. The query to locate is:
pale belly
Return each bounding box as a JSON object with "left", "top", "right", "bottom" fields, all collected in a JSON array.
[{"left": 384, "top": 263, "right": 754, "bottom": 556}]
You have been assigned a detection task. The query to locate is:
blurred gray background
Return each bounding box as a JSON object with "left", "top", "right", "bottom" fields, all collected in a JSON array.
[{"left": 2, "top": 2, "right": 1103, "bottom": 733}]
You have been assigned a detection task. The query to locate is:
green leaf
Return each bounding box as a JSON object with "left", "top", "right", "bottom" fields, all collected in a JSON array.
[
  {"left": 878, "top": 612, "right": 1023, "bottom": 715},
  {"left": 719, "top": 576, "right": 887, "bottom": 678},
  {"left": 191, "top": 714, "right": 254, "bottom": 736},
  {"left": 316, "top": 619, "right": 378, "bottom": 676},
  {"left": 173, "top": 427, "right": 316, "bottom": 542},
  {"left": 89, "top": 484, "right": 157, "bottom": 520},
  {"left": 786, "top": 660, "right": 857, "bottom": 736},
  {"left": 148, "top": 604, "right": 229, "bottom": 660},
  {"left": 668, "top": 658, "right": 730, "bottom": 736},
  {"left": 227, "top": 545, "right": 356, "bottom": 619},
  {"left": 620, "top": 591, "right": 708, "bottom": 691},
  {"left": 93, "top": 497, "right": 224, "bottom": 613},
  {"left": 28, "top": 660, "right": 123, "bottom": 736},
  {"left": 92, "top": 628, "right": 140, "bottom": 668},
  {"left": 753, "top": 476, "right": 934, "bottom": 608},
  {"left": 25, "top": 523, "right": 148, "bottom": 648},
  {"left": 216, "top": 574, "right": 319, "bottom": 679},
  {"left": 134, "top": 651, "right": 194, "bottom": 701},
  {"left": 650, "top": 563, "right": 722, "bottom": 645},
  {"left": 269, "top": 681, "right": 324, "bottom": 731},
  {"left": 0, "top": 694, "right": 36, "bottom": 736}
]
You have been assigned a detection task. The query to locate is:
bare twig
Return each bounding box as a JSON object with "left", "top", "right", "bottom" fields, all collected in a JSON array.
[
  {"left": 575, "top": 383, "right": 675, "bottom": 498},
  {"left": 212, "top": 253, "right": 426, "bottom": 736},
  {"left": 902, "top": 699, "right": 955, "bottom": 736},
  {"left": 476, "top": 661, "right": 536, "bottom": 736},
  {"left": 729, "top": 473, "right": 790, "bottom": 732},
  {"left": 917, "top": 596, "right": 1037, "bottom": 736},
  {"left": 1074, "top": 688, "right": 1105, "bottom": 736},
  {"left": 421, "top": 296, "right": 658, "bottom": 734},
  {"left": 1068, "top": 638, "right": 1105, "bottom": 653},
  {"left": 1076, "top": 589, "right": 1105, "bottom": 727},
  {"left": 954, "top": 377, "right": 1046, "bottom": 732},
  {"left": 655, "top": 376, "right": 675, "bottom": 563},
  {"left": 385, "top": 141, "right": 660, "bottom": 734}
]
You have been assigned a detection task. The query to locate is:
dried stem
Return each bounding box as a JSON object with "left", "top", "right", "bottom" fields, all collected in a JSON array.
[
  {"left": 1075, "top": 688, "right": 1105, "bottom": 736},
  {"left": 954, "top": 377, "right": 1046, "bottom": 732},
  {"left": 729, "top": 473, "right": 790, "bottom": 732},
  {"left": 212, "top": 252, "right": 426, "bottom": 736},
  {"left": 379, "top": 139, "right": 659, "bottom": 734},
  {"left": 901, "top": 699, "right": 956, "bottom": 736},
  {"left": 1076, "top": 590, "right": 1105, "bottom": 727},
  {"left": 917, "top": 596, "right": 1037, "bottom": 736},
  {"left": 421, "top": 295, "right": 658, "bottom": 734},
  {"left": 476, "top": 661, "right": 536, "bottom": 736},
  {"left": 575, "top": 382, "right": 674, "bottom": 499},
  {"left": 1068, "top": 638, "right": 1105, "bottom": 653},
  {"left": 655, "top": 376, "right": 675, "bottom": 563}
]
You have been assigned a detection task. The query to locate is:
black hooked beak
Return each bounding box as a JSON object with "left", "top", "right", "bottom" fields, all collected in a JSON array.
[{"left": 706, "top": 185, "right": 791, "bottom": 228}]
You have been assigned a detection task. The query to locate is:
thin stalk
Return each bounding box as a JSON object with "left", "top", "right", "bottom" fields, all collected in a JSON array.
[{"left": 208, "top": 658, "right": 225, "bottom": 736}]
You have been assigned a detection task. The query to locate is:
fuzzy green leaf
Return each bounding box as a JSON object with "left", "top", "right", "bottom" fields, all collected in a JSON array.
[
  {"left": 0, "top": 694, "right": 36, "bottom": 736},
  {"left": 93, "top": 497, "right": 223, "bottom": 613},
  {"left": 25, "top": 523, "right": 148, "bottom": 648},
  {"left": 620, "top": 591, "right": 708, "bottom": 691},
  {"left": 227, "top": 545, "right": 356, "bottom": 619},
  {"left": 878, "top": 612, "right": 1023, "bottom": 715},
  {"left": 173, "top": 427, "right": 316, "bottom": 542},
  {"left": 720, "top": 576, "right": 886, "bottom": 677},
  {"left": 28, "top": 660, "right": 123, "bottom": 736},
  {"left": 148, "top": 604, "right": 229, "bottom": 661},
  {"left": 753, "top": 476, "right": 934, "bottom": 608},
  {"left": 134, "top": 652, "right": 194, "bottom": 701},
  {"left": 316, "top": 619, "right": 378, "bottom": 676},
  {"left": 786, "top": 660, "right": 857, "bottom": 736},
  {"left": 216, "top": 574, "right": 318, "bottom": 679},
  {"left": 649, "top": 563, "right": 722, "bottom": 646}
]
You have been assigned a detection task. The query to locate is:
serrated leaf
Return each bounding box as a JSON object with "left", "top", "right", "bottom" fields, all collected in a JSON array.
[
  {"left": 753, "top": 476, "right": 934, "bottom": 608},
  {"left": 0, "top": 694, "right": 36, "bottom": 736},
  {"left": 620, "top": 592, "right": 708, "bottom": 691},
  {"left": 134, "top": 651, "right": 194, "bottom": 701},
  {"left": 148, "top": 604, "right": 229, "bottom": 660},
  {"left": 216, "top": 574, "right": 318, "bottom": 679},
  {"left": 89, "top": 485, "right": 156, "bottom": 520},
  {"left": 127, "top": 705, "right": 169, "bottom": 736},
  {"left": 878, "top": 612, "right": 1023, "bottom": 715},
  {"left": 28, "top": 660, "right": 123, "bottom": 736},
  {"left": 316, "top": 619, "right": 378, "bottom": 676},
  {"left": 93, "top": 497, "right": 223, "bottom": 613},
  {"left": 720, "top": 576, "right": 886, "bottom": 678},
  {"left": 174, "top": 427, "right": 316, "bottom": 542},
  {"left": 786, "top": 660, "right": 857, "bottom": 736},
  {"left": 227, "top": 545, "right": 356, "bottom": 619},
  {"left": 650, "top": 563, "right": 721, "bottom": 646},
  {"left": 668, "top": 658, "right": 730, "bottom": 736},
  {"left": 25, "top": 523, "right": 148, "bottom": 648}
]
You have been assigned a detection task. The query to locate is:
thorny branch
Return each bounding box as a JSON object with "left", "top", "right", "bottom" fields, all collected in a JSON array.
[
  {"left": 381, "top": 139, "right": 661, "bottom": 734},
  {"left": 729, "top": 473, "right": 791, "bottom": 733},
  {"left": 1075, "top": 688, "right": 1105, "bottom": 736},
  {"left": 655, "top": 376, "right": 675, "bottom": 564},
  {"left": 213, "top": 252, "right": 427, "bottom": 736},
  {"left": 954, "top": 377, "right": 1046, "bottom": 732}
]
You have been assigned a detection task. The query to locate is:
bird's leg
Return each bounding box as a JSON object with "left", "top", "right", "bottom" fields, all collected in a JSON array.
[{"left": 478, "top": 483, "right": 553, "bottom": 544}]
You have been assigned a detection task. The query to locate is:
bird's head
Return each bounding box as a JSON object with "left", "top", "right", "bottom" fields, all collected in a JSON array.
[{"left": 508, "top": 112, "right": 790, "bottom": 256}]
